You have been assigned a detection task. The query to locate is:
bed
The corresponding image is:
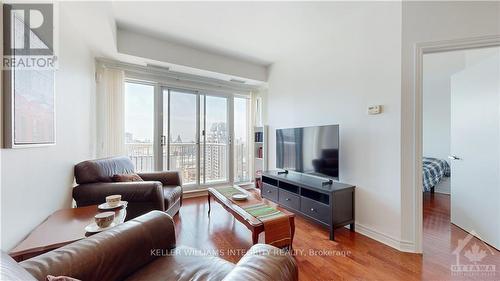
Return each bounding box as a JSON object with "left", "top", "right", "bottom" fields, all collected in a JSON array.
[{"left": 423, "top": 157, "right": 450, "bottom": 192}]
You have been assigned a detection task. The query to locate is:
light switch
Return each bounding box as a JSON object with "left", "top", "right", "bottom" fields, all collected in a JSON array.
[{"left": 368, "top": 105, "right": 382, "bottom": 115}]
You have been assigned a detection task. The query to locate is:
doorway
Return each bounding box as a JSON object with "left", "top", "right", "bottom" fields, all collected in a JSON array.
[{"left": 421, "top": 46, "right": 500, "bottom": 252}]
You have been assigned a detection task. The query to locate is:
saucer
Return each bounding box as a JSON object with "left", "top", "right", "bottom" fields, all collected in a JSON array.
[
  {"left": 98, "top": 201, "right": 127, "bottom": 210},
  {"left": 85, "top": 222, "right": 116, "bottom": 233},
  {"left": 232, "top": 194, "right": 248, "bottom": 201}
]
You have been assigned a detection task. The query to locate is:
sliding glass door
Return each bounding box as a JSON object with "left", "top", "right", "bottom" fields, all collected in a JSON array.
[
  {"left": 167, "top": 90, "right": 199, "bottom": 185},
  {"left": 160, "top": 89, "right": 230, "bottom": 189},
  {"left": 125, "top": 80, "right": 250, "bottom": 189},
  {"left": 124, "top": 82, "right": 155, "bottom": 172},
  {"left": 203, "top": 95, "right": 229, "bottom": 184},
  {"left": 234, "top": 97, "right": 251, "bottom": 183}
]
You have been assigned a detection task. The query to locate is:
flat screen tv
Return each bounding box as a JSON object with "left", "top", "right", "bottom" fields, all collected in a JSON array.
[{"left": 276, "top": 124, "right": 339, "bottom": 180}]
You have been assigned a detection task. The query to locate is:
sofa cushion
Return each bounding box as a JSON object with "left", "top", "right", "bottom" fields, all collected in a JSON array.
[
  {"left": 124, "top": 246, "right": 234, "bottom": 281},
  {"left": 21, "top": 211, "right": 175, "bottom": 281},
  {"left": 47, "top": 275, "right": 81, "bottom": 281},
  {"left": 163, "top": 185, "right": 182, "bottom": 209},
  {"left": 221, "top": 244, "right": 298, "bottom": 281},
  {"left": 0, "top": 251, "right": 37, "bottom": 281},
  {"left": 112, "top": 173, "right": 144, "bottom": 182},
  {"left": 75, "top": 156, "right": 135, "bottom": 184}
]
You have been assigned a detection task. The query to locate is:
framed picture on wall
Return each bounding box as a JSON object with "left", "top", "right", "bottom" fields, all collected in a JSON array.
[{"left": 3, "top": 3, "right": 56, "bottom": 148}]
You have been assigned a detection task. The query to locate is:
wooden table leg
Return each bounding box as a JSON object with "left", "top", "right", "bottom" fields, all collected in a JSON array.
[
  {"left": 252, "top": 229, "right": 259, "bottom": 245},
  {"left": 289, "top": 216, "right": 295, "bottom": 245},
  {"left": 207, "top": 193, "right": 211, "bottom": 215}
]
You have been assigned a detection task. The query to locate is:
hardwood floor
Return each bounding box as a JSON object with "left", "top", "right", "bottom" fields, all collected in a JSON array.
[
  {"left": 173, "top": 191, "right": 500, "bottom": 280},
  {"left": 422, "top": 192, "right": 499, "bottom": 281}
]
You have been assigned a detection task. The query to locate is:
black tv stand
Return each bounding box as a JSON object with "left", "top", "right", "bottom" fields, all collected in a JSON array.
[{"left": 261, "top": 170, "right": 355, "bottom": 241}]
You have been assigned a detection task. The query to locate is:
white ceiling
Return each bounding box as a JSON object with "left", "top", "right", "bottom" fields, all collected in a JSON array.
[
  {"left": 111, "top": 2, "right": 359, "bottom": 66},
  {"left": 61, "top": 2, "right": 390, "bottom": 82}
]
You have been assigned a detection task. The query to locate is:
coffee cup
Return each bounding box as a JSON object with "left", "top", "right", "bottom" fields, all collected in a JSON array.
[
  {"left": 106, "top": 195, "right": 121, "bottom": 207},
  {"left": 95, "top": 211, "right": 115, "bottom": 228}
]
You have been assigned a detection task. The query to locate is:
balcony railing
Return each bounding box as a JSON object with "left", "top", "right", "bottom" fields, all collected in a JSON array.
[
  {"left": 125, "top": 142, "right": 249, "bottom": 184},
  {"left": 126, "top": 143, "right": 155, "bottom": 172}
]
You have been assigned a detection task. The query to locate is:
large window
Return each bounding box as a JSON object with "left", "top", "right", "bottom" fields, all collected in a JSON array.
[
  {"left": 234, "top": 97, "right": 250, "bottom": 182},
  {"left": 204, "top": 95, "right": 229, "bottom": 183},
  {"left": 168, "top": 90, "right": 198, "bottom": 185},
  {"left": 124, "top": 82, "right": 154, "bottom": 172},
  {"left": 125, "top": 80, "right": 252, "bottom": 188}
]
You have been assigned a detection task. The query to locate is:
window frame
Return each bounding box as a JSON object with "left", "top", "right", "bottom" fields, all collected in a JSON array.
[{"left": 124, "top": 77, "right": 252, "bottom": 189}]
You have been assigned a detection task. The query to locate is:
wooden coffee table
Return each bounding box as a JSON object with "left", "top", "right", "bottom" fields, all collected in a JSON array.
[
  {"left": 9, "top": 205, "right": 126, "bottom": 261},
  {"left": 207, "top": 186, "right": 295, "bottom": 247}
]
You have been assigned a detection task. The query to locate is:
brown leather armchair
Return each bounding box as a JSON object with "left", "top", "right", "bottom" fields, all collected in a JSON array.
[
  {"left": 73, "top": 156, "right": 182, "bottom": 219},
  {"left": 1, "top": 211, "right": 298, "bottom": 281}
]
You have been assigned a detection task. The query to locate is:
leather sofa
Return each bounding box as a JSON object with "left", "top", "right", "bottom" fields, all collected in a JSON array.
[
  {"left": 1, "top": 211, "right": 298, "bottom": 281},
  {"left": 73, "top": 156, "right": 182, "bottom": 219}
]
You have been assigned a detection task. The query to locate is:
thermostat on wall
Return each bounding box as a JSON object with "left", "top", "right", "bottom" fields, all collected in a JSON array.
[{"left": 368, "top": 105, "right": 382, "bottom": 115}]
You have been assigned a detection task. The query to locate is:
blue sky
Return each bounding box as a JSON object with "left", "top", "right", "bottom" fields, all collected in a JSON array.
[{"left": 125, "top": 83, "right": 247, "bottom": 143}]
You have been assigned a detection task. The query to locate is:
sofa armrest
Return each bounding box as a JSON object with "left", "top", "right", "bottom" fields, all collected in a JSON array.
[
  {"left": 222, "top": 244, "right": 298, "bottom": 281},
  {"left": 73, "top": 181, "right": 165, "bottom": 211},
  {"left": 20, "top": 211, "right": 176, "bottom": 281},
  {"left": 138, "top": 171, "right": 182, "bottom": 186}
]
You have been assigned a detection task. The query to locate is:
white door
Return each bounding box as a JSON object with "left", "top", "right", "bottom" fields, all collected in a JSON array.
[{"left": 450, "top": 47, "right": 500, "bottom": 250}]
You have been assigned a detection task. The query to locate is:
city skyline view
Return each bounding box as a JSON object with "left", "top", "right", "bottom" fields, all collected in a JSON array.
[{"left": 124, "top": 82, "right": 250, "bottom": 184}]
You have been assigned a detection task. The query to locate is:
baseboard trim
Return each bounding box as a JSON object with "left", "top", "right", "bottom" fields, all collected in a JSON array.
[{"left": 355, "top": 223, "right": 416, "bottom": 253}]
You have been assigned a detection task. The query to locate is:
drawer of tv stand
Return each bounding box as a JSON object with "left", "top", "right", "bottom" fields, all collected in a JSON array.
[
  {"left": 300, "top": 197, "right": 330, "bottom": 224},
  {"left": 262, "top": 183, "right": 278, "bottom": 201},
  {"left": 278, "top": 189, "right": 300, "bottom": 210}
]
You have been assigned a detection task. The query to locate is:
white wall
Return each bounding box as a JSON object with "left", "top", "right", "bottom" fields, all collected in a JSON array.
[
  {"left": 422, "top": 76, "right": 451, "bottom": 161},
  {"left": 422, "top": 48, "right": 497, "bottom": 162},
  {"left": 422, "top": 51, "right": 466, "bottom": 162},
  {"left": 266, "top": 2, "right": 405, "bottom": 248},
  {"left": 401, "top": 1, "right": 500, "bottom": 252},
  {"left": 0, "top": 8, "right": 96, "bottom": 250}
]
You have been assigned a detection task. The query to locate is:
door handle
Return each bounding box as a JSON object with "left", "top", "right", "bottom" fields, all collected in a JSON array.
[{"left": 448, "top": 155, "right": 461, "bottom": 160}]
